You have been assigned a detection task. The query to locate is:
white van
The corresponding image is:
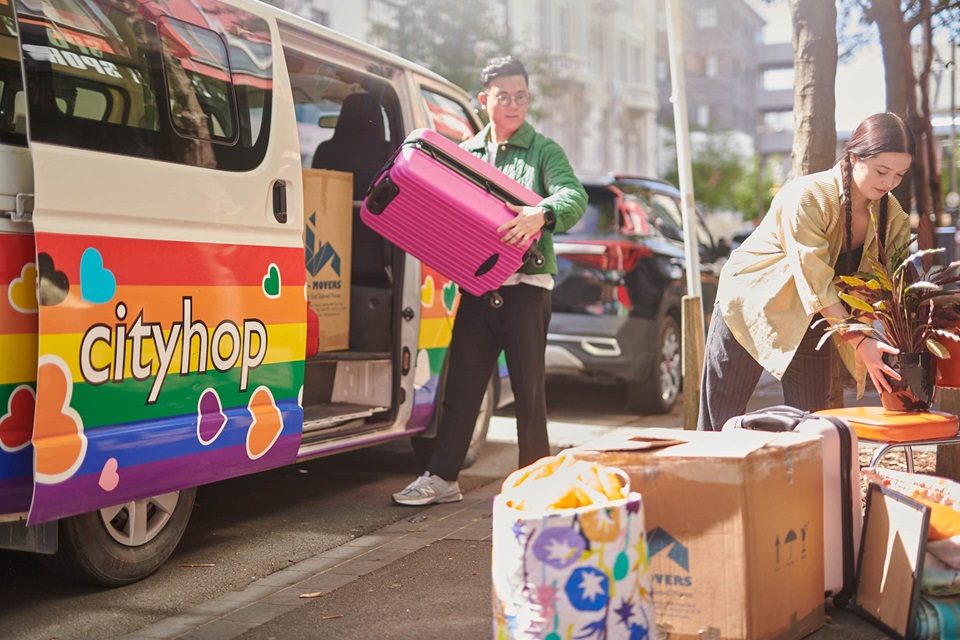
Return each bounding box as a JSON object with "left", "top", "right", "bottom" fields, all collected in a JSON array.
[{"left": 0, "top": 0, "right": 504, "bottom": 586}]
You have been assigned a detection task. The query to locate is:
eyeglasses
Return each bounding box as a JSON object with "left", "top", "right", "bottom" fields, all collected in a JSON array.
[{"left": 485, "top": 92, "right": 531, "bottom": 107}]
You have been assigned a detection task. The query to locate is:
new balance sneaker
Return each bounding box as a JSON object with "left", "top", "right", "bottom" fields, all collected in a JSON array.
[{"left": 392, "top": 472, "right": 463, "bottom": 506}]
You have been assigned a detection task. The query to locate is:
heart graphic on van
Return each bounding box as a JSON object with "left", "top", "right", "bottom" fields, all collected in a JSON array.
[
  {"left": 246, "top": 386, "right": 283, "bottom": 460},
  {"left": 34, "top": 356, "right": 87, "bottom": 484},
  {"left": 37, "top": 253, "right": 69, "bottom": 306},
  {"left": 0, "top": 385, "right": 34, "bottom": 452},
  {"left": 98, "top": 458, "right": 120, "bottom": 492},
  {"left": 421, "top": 276, "right": 435, "bottom": 307},
  {"left": 8, "top": 263, "right": 38, "bottom": 313},
  {"left": 262, "top": 263, "right": 281, "bottom": 299},
  {"left": 442, "top": 281, "right": 458, "bottom": 314},
  {"left": 197, "top": 388, "right": 227, "bottom": 445},
  {"left": 80, "top": 248, "right": 116, "bottom": 304}
]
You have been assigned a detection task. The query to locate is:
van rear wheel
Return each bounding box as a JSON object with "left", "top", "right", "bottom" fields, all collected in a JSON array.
[{"left": 40, "top": 487, "right": 197, "bottom": 587}]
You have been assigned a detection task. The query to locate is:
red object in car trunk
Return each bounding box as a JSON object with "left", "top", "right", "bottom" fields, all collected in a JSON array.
[{"left": 555, "top": 240, "right": 651, "bottom": 272}]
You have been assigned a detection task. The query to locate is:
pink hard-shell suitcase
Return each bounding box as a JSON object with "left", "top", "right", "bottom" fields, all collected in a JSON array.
[
  {"left": 723, "top": 405, "right": 862, "bottom": 606},
  {"left": 360, "top": 128, "right": 543, "bottom": 306}
]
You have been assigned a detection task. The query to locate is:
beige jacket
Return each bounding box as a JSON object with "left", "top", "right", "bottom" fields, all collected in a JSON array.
[{"left": 717, "top": 163, "right": 911, "bottom": 395}]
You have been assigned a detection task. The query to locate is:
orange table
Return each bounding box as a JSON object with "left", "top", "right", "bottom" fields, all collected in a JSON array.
[{"left": 814, "top": 407, "right": 960, "bottom": 472}]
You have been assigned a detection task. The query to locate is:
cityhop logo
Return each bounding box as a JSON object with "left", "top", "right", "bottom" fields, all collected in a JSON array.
[
  {"left": 305, "top": 211, "right": 342, "bottom": 286},
  {"left": 648, "top": 526, "right": 692, "bottom": 587}
]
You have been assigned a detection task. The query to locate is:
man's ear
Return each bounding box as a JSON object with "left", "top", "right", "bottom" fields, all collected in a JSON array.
[{"left": 478, "top": 91, "right": 488, "bottom": 110}]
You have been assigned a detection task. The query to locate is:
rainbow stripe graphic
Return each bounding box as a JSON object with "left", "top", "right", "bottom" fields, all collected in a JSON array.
[
  {"left": 0, "top": 232, "right": 39, "bottom": 515},
  {"left": 27, "top": 233, "right": 306, "bottom": 525},
  {"left": 410, "top": 266, "right": 458, "bottom": 428}
]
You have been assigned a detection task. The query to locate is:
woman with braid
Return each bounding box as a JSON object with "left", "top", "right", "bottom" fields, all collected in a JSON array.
[{"left": 698, "top": 112, "right": 915, "bottom": 430}]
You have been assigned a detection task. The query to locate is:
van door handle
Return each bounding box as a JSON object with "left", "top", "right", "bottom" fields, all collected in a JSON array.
[{"left": 272, "top": 180, "right": 287, "bottom": 223}]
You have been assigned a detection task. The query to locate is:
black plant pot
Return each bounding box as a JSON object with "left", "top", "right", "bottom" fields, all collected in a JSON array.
[{"left": 880, "top": 352, "right": 935, "bottom": 412}]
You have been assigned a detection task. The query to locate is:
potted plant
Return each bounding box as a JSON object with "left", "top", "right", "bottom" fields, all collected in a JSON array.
[{"left": 818, "top": 234, "right": 960, "bottom": 411}]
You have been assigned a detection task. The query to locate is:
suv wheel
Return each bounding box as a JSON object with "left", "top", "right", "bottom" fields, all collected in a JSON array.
[{"left": 626, "top": 316, "right": 681, "bottom": 414}]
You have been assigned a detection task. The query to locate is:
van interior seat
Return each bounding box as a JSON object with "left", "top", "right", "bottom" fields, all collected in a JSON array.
[
  {"left": 311, "top": 92, "right": 395, "bottom": 353},
  {"left": 312, "top": 92, "right": 394, "bottom": 286}
]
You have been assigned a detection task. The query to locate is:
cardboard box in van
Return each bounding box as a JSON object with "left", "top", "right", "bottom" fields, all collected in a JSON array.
[
  {"left": 303, "top": 168, "right": 353, "bottom": 352},
  {"left": 567, "top": 428, "right": 825, "bottom": 640}
]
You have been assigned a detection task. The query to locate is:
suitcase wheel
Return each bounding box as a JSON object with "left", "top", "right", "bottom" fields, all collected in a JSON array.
[
  {"left": 364, "top": 176, "right": 400, "bottom": 215},
  {"left": 523, "top": 248, "right": 545, "bottom": 267},
  {"left": 489, "top": 292, "right": 503, "bottom": 308}
]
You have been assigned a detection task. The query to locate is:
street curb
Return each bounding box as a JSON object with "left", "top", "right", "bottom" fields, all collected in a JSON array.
[{"left": 118, "top": 481, "right": 502, "bottom": 640}]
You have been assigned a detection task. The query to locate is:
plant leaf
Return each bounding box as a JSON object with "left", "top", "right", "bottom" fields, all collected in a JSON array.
[
  {"left": 926, "top": 338, "right": 950, "bottom": 359},
  {"left": 839, "top": 293, "right": 875, "bottom": 314}
]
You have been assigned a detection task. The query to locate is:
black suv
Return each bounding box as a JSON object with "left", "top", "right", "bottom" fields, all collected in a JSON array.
[{"left": 546, "top": 175, "right": 724, "bottom": 413}]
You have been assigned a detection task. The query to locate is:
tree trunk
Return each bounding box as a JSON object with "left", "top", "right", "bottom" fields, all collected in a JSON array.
[
  {"left": 789, "top": 0, "right": 838, "bottom": 175},
  {"left": 791, "top": 0, "right": 842, "bottom": 406},
  {"left": 919, "top": 7, "right": 944, "bottom": 230},
  {"left": 868, "top": 0, "right": 915, "bottom": 214}
]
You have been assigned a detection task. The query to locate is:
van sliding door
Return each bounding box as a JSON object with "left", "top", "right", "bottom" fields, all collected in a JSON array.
[{"left": 13, "top": 0, "right": 306, "bottom": 525}]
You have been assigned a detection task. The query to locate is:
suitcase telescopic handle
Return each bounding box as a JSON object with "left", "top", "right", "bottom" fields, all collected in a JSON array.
[
  {"left": 411, "top": 139, "right": 531, "bottom": 208},
  {"left": 366, "top": 144, "right": 407, "bottom": 199}
]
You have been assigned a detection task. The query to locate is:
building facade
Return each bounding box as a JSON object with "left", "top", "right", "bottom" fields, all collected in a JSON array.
[
  {"left": 654, "top": 0, "right": 794, "bottom": 179},
  {"left": 266, "top": 0, "right": 659, "bottom": 177}
]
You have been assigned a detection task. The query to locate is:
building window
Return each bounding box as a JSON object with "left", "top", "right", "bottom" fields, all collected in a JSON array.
[
  {"left": 697, "top": 104, "right": 710, "bottom": 128},
  {"left": 657, "top": 59, "right": 669, "bottom": 82},
  {"left": 696, "top": 7, "right": 718, "bottom": 29},
  {"left": 559, "top": 5, "right": 572, "bottom": 53},
  {"left": 619, "top": 38, "right": 628, "bottom": 81},
  {"left": 590, "top": 21, "right": 604, "bottom": 73},
  {"left": 540, "top": 1, "right": 553, "bottom": 50},
  {"left": 762, "top": 68, "right": 795, "bottom": 91},
  {"left": 705, "top": 56, "right": 718, "bottom": 78},
  {"left": 763, "top": 111, "right": 794, "bottom": 134}
]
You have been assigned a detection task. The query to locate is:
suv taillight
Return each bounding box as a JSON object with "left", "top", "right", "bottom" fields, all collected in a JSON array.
[{"left": 555, "top": 240, "right": 651, "bottom": 272}]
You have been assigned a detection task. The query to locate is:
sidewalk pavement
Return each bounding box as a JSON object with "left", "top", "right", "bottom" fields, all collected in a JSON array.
[{"left": 118, "top": 378, "right": 899, "bottom": 640}]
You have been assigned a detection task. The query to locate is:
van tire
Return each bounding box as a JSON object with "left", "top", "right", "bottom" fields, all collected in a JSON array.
[
  {"left": 411, "top": 376, "right": 495, "bottom": 470},
  {"left": 40, "top": 487, "right": 197, "bottom": 587},
  {"left": 626, "top": 315, "right": 682, "bottom": 414}
]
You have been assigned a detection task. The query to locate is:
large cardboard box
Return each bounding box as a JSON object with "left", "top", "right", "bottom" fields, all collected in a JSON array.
[
  {"left": 568, "top": 428, "right": 825, "bottom": 640},
  {"left": 303, "top": 168, "right": 353, "bottom": 352}
]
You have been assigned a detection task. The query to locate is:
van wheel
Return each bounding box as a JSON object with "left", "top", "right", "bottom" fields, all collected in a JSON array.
[
  {"left": 40, "top": 488, "right": 197, "bottom": 587},
  {"left": 626, "top": 316, "right": 681, "bottom": 414},
  {"left": 411, "top": 376, "right": 495, "bottom": 470}
]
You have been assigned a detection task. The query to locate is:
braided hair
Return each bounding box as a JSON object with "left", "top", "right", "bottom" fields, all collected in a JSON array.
[{"left": 838, "top": 113, "right": 914, "bottom": 273}]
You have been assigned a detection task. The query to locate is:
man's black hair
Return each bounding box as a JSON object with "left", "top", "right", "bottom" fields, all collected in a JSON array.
[{"left": 480, "top": 56, "right": 528, "bottom": 89}]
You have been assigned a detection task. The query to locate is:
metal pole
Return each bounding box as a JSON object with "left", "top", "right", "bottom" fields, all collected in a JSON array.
[
  {"left": 951, "top": 40, "right": 956, "bottom": 195},
  {"left": 665, "top": 0, "right": 703, "bottom": 300},
  {"left": 665, "top": 0, "right": 704, "bottom": 430}
]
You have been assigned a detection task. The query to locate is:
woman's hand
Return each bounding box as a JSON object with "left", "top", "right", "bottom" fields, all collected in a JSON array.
[
  {"left": 856, "top": 336, "right": 901, "bottom": 393},
  {"left": 499, "top": 204, "right": 546, "bottom": 246}
]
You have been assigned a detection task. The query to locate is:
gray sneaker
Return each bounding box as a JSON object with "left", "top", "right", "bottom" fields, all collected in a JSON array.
[{"left": 392, "top": 473, "right": 463, "bottom": 506}]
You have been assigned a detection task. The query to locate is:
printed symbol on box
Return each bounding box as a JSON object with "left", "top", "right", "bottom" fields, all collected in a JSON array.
[
  {"left": 648, "top": 527, "right": 689, "bottom": 571},
  {"left": 776, "top": 527, "right": 804, "bottom": 564},
  {"left": 305, "top": 212, "right": 341, "bottom": 277}
]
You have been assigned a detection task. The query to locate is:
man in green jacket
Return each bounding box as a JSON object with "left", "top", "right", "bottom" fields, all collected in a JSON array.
[{"left": 394, "top": 56, "right": 587, "bottom": 505}]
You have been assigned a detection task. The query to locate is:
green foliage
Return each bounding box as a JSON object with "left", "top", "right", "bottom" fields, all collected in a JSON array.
[
  {"left": 819, "top": 220, "right": 960, "bottom": 356},
  {"left": 731, "top": 156, "right": 779, "bottom": 221},
  {"left": 663, "top": 136, "right": 776, "bottom": 219},
  {"left": 367, "top": 0, "right": 511, "bottom": 94}
]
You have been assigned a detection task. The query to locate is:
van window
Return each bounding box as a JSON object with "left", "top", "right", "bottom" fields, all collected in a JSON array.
[
  {"left": 14, "top": 0, "right": 272, "bottom": 171},
  {"left": 420, "top": 88, "right": 475, "bottom": 142},
  {"left": 285, "top": 48, "right": 400, "bottom": 182},
  {"left": 158, "top": 17, "right": 237, "bottom": 143},
  {"left": 0, "top": 0, "right": 26, "bottom": 146}
]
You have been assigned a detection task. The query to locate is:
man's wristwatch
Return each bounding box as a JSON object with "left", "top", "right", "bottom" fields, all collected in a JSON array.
[{"left": 542, "top": 207, "right": 556, "bottom": 231}]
